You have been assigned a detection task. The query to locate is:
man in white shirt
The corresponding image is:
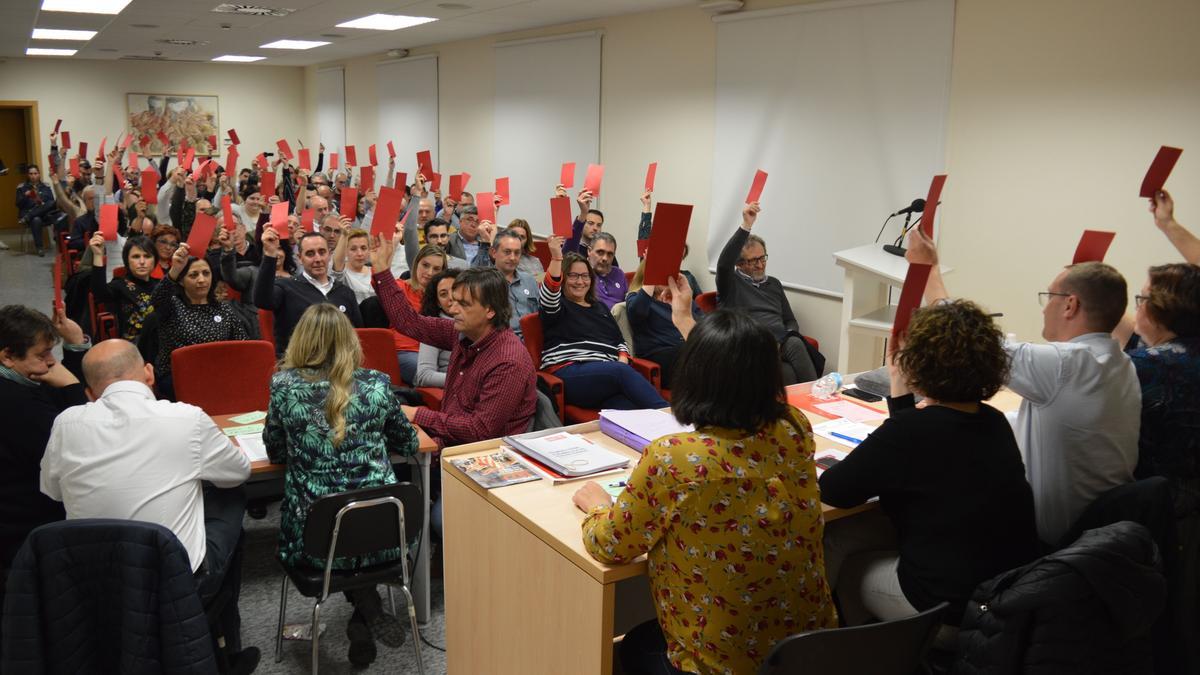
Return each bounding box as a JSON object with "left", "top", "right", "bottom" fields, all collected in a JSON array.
[
  {"left": 908, "top": 231, "right": 1140, "bottom": 544},
  {"left": 40, "top": 339, "right": 257, "bottom": 669}
]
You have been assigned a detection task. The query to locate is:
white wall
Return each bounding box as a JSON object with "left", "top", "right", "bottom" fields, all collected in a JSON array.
[{"left": 0, "top": 58, "right": 306, "bottom": 169}]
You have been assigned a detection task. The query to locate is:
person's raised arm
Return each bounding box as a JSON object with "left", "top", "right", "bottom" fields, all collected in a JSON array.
[
  {"left": 331, "top": 228, "right": 349, "bottom": 274},
  {"left": 716, "top": 203, "right": 758, "bottom": 295},
  {"left": 905, "top": 229, "right": 948, "bottom": 303},
  {"left": 667, "top": 274, "right": 696, "bottom": 340},
  {"left": 368, "top": 235, "right": 457, "bottom": 350},
  {"left": 1151, "top": 190, "right": 1200, "bottom": 265},
  {"left": 87, "top": 233, "right": 116, "bottom": 302},
  {"left": 565, "top": 189, "right": 593, "bottom": 253},
  {"left": 314, "top": 143, "right": 325, "bottom": 176},
  {"left": 252, "top": 227, "right": 285, "bottom": 310},
  {"left": 150, "top": 243, "right": 192, "bottom": 322}
]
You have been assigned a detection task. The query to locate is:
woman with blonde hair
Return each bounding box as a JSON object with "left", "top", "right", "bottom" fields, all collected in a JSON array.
[{"left": 263, "top": 303, "right": 419, "bottom": 667}]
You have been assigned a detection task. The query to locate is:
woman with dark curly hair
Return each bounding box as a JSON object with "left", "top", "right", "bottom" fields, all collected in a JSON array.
[{"left": 819, "top": 300, "right": 1039, "bottom": 626}]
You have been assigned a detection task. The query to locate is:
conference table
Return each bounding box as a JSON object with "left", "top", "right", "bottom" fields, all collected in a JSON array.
[
  {"left": 439, "top": 383, "right": 1023, "bottom": 675},
  {"left": 212, "top": 413, "right": 440, "bottom": 624}
]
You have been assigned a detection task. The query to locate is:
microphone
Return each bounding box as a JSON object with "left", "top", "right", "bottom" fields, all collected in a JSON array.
[{"left": 891, "top": 198, "right": 926, "bottom": 217}]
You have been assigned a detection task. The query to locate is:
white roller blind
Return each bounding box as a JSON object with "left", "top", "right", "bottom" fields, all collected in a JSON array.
[
  {"left": 376, "top": 56, "right": 439, "bottom": 178},
  {"left": 494, "top": 31, "right": 601, "bottom": 232},
  {"left": 315, "top": 66, "right": 345, "bottom": 151},
  {"left": 709, "top": 0, "right": 954, "bottom": 295}
]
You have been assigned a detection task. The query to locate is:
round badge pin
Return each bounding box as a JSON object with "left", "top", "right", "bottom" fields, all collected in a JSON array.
[{"left": 213, "top": 315, "right": 223, "bottom": 323}]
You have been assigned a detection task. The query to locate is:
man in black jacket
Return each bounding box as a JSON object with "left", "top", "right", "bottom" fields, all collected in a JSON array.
[
  {"left": 0, "top": 305, "right": 89, "bottom": 604},
  {"left": 16, "top": 165, "right": 58, "bottom": 256},
  {"left": 254, "top": 228, "right": 362, "bottom": 353}
]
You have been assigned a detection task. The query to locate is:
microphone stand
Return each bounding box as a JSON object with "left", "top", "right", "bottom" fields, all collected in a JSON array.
[{"left": 883, "top": 212, "right": 917, "bottom": 257}]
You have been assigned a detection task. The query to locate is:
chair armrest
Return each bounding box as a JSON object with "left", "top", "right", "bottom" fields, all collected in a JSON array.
[
  {"left": 416, "top": 387, "right": 444, "bottom": 411},
  {"left": 97, "top": 311, "right": 117, "bottom": 340},
  {"left": 629, "top": 357, "right": 662, "bottom": 391},
  {"left": 536, "top": 371, "right": 566, "bottom": 424}
]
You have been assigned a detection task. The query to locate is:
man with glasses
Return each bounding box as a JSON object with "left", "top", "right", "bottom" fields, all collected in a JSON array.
[
  {"left": 589, "top": 232, "right": 626, "bottom": 309},
  {"left": 716, "top": 202, "right": 820, "bottom": 384},
  {"left": 906, "top": 230, "right": 1140, "bottom": 545}
]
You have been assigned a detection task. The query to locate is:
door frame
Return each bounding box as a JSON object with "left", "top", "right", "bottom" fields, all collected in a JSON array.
[{"left": 0, "top": 101, "right": 40, "bottom": 232}]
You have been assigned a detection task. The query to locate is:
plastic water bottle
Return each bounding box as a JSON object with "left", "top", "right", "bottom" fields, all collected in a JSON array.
[{"left": 811, "top": 372, "right": 843, "bottom": 400}]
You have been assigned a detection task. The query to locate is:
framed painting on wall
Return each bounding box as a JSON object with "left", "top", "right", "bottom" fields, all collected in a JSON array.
[{"left": 126, "top": 93, "right": 220, "bottom": 156}]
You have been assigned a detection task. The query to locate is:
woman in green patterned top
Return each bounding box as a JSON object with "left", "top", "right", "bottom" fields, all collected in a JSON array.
[{"left": 264, "top": 303, "right": 418, "bottom": 667}]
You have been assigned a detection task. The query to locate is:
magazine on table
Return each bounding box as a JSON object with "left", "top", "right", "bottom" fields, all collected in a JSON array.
[
  {"left": 503, "top": 429, "right": 631, "bottom": 477},
  {"left": 448, "top": 449, "right": 541, "bottom": 489}
]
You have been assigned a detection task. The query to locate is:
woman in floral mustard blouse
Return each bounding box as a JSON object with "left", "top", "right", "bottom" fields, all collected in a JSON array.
[{"left": 574, "top": 308, "right": 837, "bottom": 675}]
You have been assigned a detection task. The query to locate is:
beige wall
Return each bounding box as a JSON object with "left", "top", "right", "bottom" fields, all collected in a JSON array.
[
  {"left": 0, "top": 59, "right": 306, "bottom": 174},
  {"left": 305, "top": 0, "right": 1200, "bottom": 368}
]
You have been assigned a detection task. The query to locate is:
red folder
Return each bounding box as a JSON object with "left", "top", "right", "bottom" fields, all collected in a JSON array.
[
  {"left": 394, "top": 172, "right": 408, "bottom": 191},
  {"left": 61, "top": 131, "right": 71, "bottom": 149},
  {"left": 78, "top": 142, "right": 88, "bottom": 161},
  {"left": 225, "top": 146, "right": 239, "bottom": 178},
  {"left": 386, "top": 141, "right": 396, "bottom": 158},
  {"left": 69, "top": 157, "right": 81, "bottom": 180},
  {"left": 642, "top": 203, "right": 693, "bottom": 285},
  {"left": 53, "top": 256, "right": 64, "bottom": 309},
  {"left": 228, "top": 128, "right": 240, "bottom": 145},
  {"left": 301, "top": 208, "right": 314, "bottom": 232},
  {"left": 329, "top": 152, "right": 339, "bottom": 170},
  {"left": 449, "top": 174, "right": 465, "bottom": 202},
  {"left": 276, "top": 138, "right": 294, "bottom": 161}
]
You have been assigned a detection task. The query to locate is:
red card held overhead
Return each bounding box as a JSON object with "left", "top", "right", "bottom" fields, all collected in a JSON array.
[
  {"left": 386, "top": 140, "right": 396, "bottom": 159},
  {"left": 128, "top": 151, "right": 139, "bottom": 169},
  {"left": 643, "top": 203, "right": 693, "bottom": 285},
  {"left": 228, "top": 128, "right": 240, "bottom": 145},
  {"left": 225, "top": 146, "right": 239, "bottom": 177},
  {"left": 920, "top": 174, "right": 947, "bottom": 237},
  {"left": 645, "top": 162, "right": 658, "bottom": 192},
  {"left": 222, "top": 195, "right": 236, "bottom": 231},
  {"left": 112, "top": 163, "right": 125, "bottom": 188},
  {"left": 583, "top": 164, "right": 604, "bottom": 197},
  {"left": 139, "top": 134, "right": 150, "bottom": 150},
  {"left": 301, "top": 208, "right": 315, "bottom": 232},
  {"left": 1072, "top": 230, "right": 1117, "bottom": 264},
  {"left": 560, "top": 162, "right": 575, "bottom": 188},
  {"left": 371, "top": 186, "right": 404, "bottom": 240},
  {"left": 430, "top": 172, "right": 442, "bottom": 193},
  {"left": 550, "top": 196, "right": 573, "bottom": 238},
  {"left": 495, "top": 177, "right": 510, "bottom": 206},
  {"left": 276, "top": 138, "right": 294, "bottom": 161},
  {"left": 368, "top": 144, "right": 378, "bottom": 166},
  {"left": 892, "top": 263, "right": 933, "bottom": 342},
  {"left": 340, "top": 187, "right": 359, "bottom": 220},
  {"left": 141, "top": 169, "right": 159, "bottom": 202},
  {"left": 182, "top": 147, "right": 196, "bottom": 172},
  {"left": 187, "top": 212, "right": 218, "bottom": 253},
  {"left": 360, "top": 166, "right": 375, "bottom": 194},
  {"left": 298, "top": 148, "right": 311, "bottom": 172},
  {"left": 394, "top": 172, "right": 407, "bottom": 191},
  {"left": 120, "top": 133, "right": 133, "bottom": 150},
  {"left": 54, "top": 119, "right": 62, "bottom": 133},
  {"left": 77, "top": 142, "right": 88, "bottom": 160},
  {"left": 100, "top": 204, "right": 119, "bottom": 242},
  {"left": 477, "top": 191, "right": 496, "bottom": 224},
  {"left": 416, "top": 150, "right": 433, "bottom": 180},
  {"left": 449, "top": 174, "right": 465, "bottom": 202},
  {"left": 61, "top": 131, "right": 71, "bottom": 149},
  {"left": 637, "top": 239, "right": 649, "bottom": 258},
  {"left": 69, "top": 157, "right": 81, "bottom": 180},
  {"left": 156, "top": 131, "right": 170, "bottom": 148},
  {"left": 260, "top": 170, "right": 276, "bottom": 199},
  {"left": 746, "top": 170, "right": 768, "bottom": 204},
  {"left": 329, "top": 152, "right": 339, "bottom": 170},
  {"left": 1140, "top": 146, "right": 1183, "bottom": 198},
  {"left": 345, "top": 145, "right": 358, "bottom": 166},
  {"left": 97, "top": 137, "right": 107, "bottom": 159},
  {"left": 270, "top": 202, "right": 290, "bottom": 239},
  {"left": 207, "top": 134, "right": 218, "bottom": 153}
]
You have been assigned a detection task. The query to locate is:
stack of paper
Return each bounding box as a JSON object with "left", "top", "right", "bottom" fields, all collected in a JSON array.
[
  {"left": 504, "top": 430, "right": 630, "bottom": 478},
  {"left": 599, "top": 409, "right": 693, "bottom": 452},
  {"left": 812, "top": 419, "right": 878, "bottom": 448}
]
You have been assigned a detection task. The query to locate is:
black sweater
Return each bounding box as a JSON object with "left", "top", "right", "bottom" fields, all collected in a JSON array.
[
  {"left": 818, "top": 394, "right": 1040, "bottom": 622},
  {"left": 252, "top": 255, "right": 362, "bottom": 353},
  {"left": 715, "top": 226, "right": 798, "bottom": 341}
]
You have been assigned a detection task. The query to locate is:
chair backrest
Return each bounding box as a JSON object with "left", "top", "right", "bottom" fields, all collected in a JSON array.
[
  {"left": 518, "top": 313, "right": 543, "bottom": 368},
  {"left": 758, "top": 602, "right": 948, "bottom": 675},
  {"left": 301, "top": 483, "right": 423, "bottom": 562},
  {"left": 532, "top": 239, "right": 551, "bottom": 269},
  {"left": 624, "top": 270, "right": 635, "bottom": 286},
  {"left": 171, "top": 339, "right": 276, "bottom": 416},
  {"left": 609, "top": 301, "right": 637, "bottom": 358},
  {"left": 257, "top": 309, "right": 275, "bottom": 349},
  {"left": 112, "top": 266, "right": 127, "bottom": 278},
  {"left": 1058, "top": 476, "right": 1173, "bottom": 550},
  {"left": 356, "top": 328, "right": 404, "bottom": 386},
  {"left": 696, "top": 291, "right": 718, "bottom": 314}
]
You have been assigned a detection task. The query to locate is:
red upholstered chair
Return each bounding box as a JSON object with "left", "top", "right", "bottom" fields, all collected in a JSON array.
[
  {"left": 695, "top": 291, "right": 718, "bottom": 314},
  {"left": 171, "top": 340, "right": 276, "bottom": 416},
  {"left": 519, "top": 313, "right": 660, "bottom": 425},
  {"left": 624, "top": 270, "right": 635, "bottom": 286},
  {"left": 257, "top": 310, "right": 275, "bottom": 350},
  {"left": 416, "top": 387, "right": 444, "bottom": 411},
  {"left": 355, "top": 328, "right": 405, "bottom": 387},
  {"left": 532, "top": 239, "right": 552, "bottom": 270}
]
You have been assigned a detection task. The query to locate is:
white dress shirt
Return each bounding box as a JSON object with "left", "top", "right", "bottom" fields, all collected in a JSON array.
[
  {"left": 1006, "top": 332, "right": 1141, "bottom": 544},
  {"left": 40, "top": 380, "right": 250, "bottom": 572}
]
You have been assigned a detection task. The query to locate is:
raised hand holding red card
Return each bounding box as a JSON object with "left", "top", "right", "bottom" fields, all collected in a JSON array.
[
  {"left": 372, "top": 186, "right": 404, "bottom": 239},
  {"left": 222, "top": 195, "right": 236, "bottom": 231},
  {"left": 417, "top": 150, "right": 433, "bottom": 180},
  {"left": 360, "top": 166, "right": 375, "bottom": 194},
  {"left": 495, "top": 177, "right": 510, "bottom": 206},
  {"left": 340, "top": 187, "right": 359, "bottom": 220},
  {"left": 187, "top": 212, "right": 218, "bottom": 253},
  {"left": 298, "top": 148, "right": 311, "bottom": 172},
  {"left": 271, "top": 202, "right": 290, "bottom": 239},
  {"left": 745, "top": 170, "right": 768, "bottom": 204},
  {"left": 277, "top": 139, "right": 294, "bottom": 161},
  {"left": 1072, "top": 230, "right": 1116, "bottom": 264},
  {"left": 345, "top": 145, "right": 358, "bottom": 166},
  {"left": 583, "top": 164, "right": 604, "bottom": 197},
  {"left": 550, "top": 196, "right": 573, "bottom": 238},
  {"left": 643, "top": 203, "right": 693, "bottom": 285},
  {"left": 892, "top": 263, "right": 932, "bottom": 343},
  {"left": 368, "top": 144, "right": 378, "bottom": 166},
  {"left": 100, "top": 204, "right": 119, "bottom": 241},
  {"left": 477, "top": 191, "right": 496, "bottom": 224},
  {"left": 1140, "top": 146, "right": 1183, "bottom": 198},
  {"left": 645, "top": 162, "right": 658, "bottom": 192},
  {"left": 560, "top": 162, "right": 575, "bottom": 188}
]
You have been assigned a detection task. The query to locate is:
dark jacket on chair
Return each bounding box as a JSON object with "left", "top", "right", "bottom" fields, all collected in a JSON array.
[
  {"left": 951, "top": 521, "right": 1166, "bottom": 675},
  {"left": 2, "top": 519, "right": 218, "bottom": 674}
]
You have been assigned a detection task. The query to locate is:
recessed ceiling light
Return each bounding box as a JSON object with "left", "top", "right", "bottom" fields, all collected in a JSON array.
[
  {"left": 26, "top": 47, "right": 78, "bottom": 56},
  {"left": 32, "top": 28, "right": 98, "bottom": 40},
  {"left": 336, "top": 13, "right": 437, "bottom": 31},
  {"left": 260, "top": 39, "right": 329, "bottom": 50},
  {"left": 213, "top": 54, "right": 265, "bottom": 62},
  {"left": 40, "top": 0, "right": 131, "bottom": 15}
]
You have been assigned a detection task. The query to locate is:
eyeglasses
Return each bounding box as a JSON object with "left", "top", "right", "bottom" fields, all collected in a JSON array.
[
  {"left": 565, "top": 272, "right": 590, "bottom": 281},
  {"left": 1135, "top": 294, "right": 1151, "bottom": 308},
  {"left": 738, "top": 254, "right": 768, "bottom": 267},
  {"left": 1037, "top": 291, "right": 1070, "bottom": 307}
]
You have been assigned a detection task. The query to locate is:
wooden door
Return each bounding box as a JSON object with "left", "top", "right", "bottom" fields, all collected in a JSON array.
[{"left": 0, "top": 107, "right": 31, "bottom": 231}]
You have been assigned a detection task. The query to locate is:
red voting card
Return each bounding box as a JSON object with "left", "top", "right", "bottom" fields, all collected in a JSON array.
[
  {"left": 298, "top": 148, "right": 311, "bottom": 172},
  {"left": 260, "top": 171, "right": 276, "bottom": 199},
  {"left": 360, "top": 166, "right": 375, "bottom": 194},
  {"left": 225, "top": 146, "right": 239, "bottom": 178},
  {"left": 156, "top": 131, "right": 170, "bottom": 148},
  {"left": 253, "top": 152, "right": 266, "bottom": 170},
  {"left": 1072, "top": 230, "right": 1117, "bottom": 264},
  {"left": 394, "top": 172, "right": 408, "bottom": 191},
  {"left": 100, "top": 204, "right": 119, "bottom": 241},
  {"left": 477, "top": 191, "right": 496, "bottom": 224},
  {"left": 127, "top": 151, "right": 139, "bottom": 169},
  {"left": 97, "top": 137, "right": 107, "bottom": 159},
  {"left": 77, "top": 142, "right": 88, "bottom": 161},
  {"left": 495, "top": 177, "right": 510, "bottom": 206},
  {"left": 386, "top": 140, "right": 396, "bottom": 159},
  {"left": 920, "top": 174, "right": 947, "bottom": 237},
  {"left": 222, "top": 195, "right": 235, "bottom": 231},
  {"left": 645, "top": 162, "right": 658, "bottom": 192},
  {"left": 206, "top": 134, "right": 217, "bottom": 153},
  {"left": 139, "top": 134, "right": 150, "bottom": 150},
  {"left": 340, "top": 187, "right": 359, "bottom": 220},
  {"left": 187, "top": 211, "right": 218, "bottom": 253},
  {"left": 53, "top": 256, "right": 64, "bottom": 310},
  {"left": 368, "top": 144, "right": 378, "bottom": 166},
  {"left": 892, "top": 263, "right": 932, "bottom": 343},
  {"left": 550, "top": 196, "right": 573, "bottom": 238},
  {"left": 69, "top": 157, "right": 81, "bottom": 180},
  {"left": 182, "top": 147, "right": 196, "bottom": 172},
  {"left": 54, "top": 119, "right": 62, "bottom": 133},
  {"left": 1140, "top": 146, "right": 1183, "bottom": 198},
  {"left": 584, "top": 164, "right": 604, "bottom": 196},
  {"left": 430, "top": 172, "right": 442, "bottom": 193},
  {"left": 141, "top": 169, "right": 159, "bottom": 203},
  {"left": 417, "top": 150, "right": 433, "bottom": 180},
  {"left": 449, "top": 174, "right": 465, "bottom": 202},
  {"left": 301, "top": 208, "right": 315, "bottom": 232},
  {"left": 277, "top": 139, "right": 294, "bottom": 161},
  {"left": 61, "top": 131, "right": 71, "bottom": 150},
  {"left": 372, "top": 186, "right": 404, "bottom": 240},
  {"left": 329, "top": 152, "right": 339, "bottom": 170},
  {"left": 179, "top": 146, "right": 189, "bottom": 170},
  {"left": 345, "top": 145, "right": 358, "bottom": 166},
  {"left": 228, "top": 128, "right": 240, "bottom": 145},
  {"left": 560, "top": 162, "right": 575, "bottom": 188},
  {"left": 189, "top": 160, "right": 210, "bottom": 182},
  {"left": 643, "top": 203, "right": 693, "bottom": 285},
  {"left": 121, "top": 133, "right": 134, "bottom": 150},
  {"left": 112, "top": 163, "right": 125, "bottom": 187},
  {"left": 746, "top": 170, "right": 768, "bottom": 204},
  {"left": 271, "top": 202, "right": 290, "bottom": 239},
  {"left": 637, "top": 239, "right": 649, "bottom": 258}
]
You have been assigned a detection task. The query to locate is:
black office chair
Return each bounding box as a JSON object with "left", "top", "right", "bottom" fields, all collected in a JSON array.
[
  {"left": 758, "top": 602, "right": 949, "bottom": 675},
  {"left": 273, "top": 482, "right": 425, "bottom": 674}
]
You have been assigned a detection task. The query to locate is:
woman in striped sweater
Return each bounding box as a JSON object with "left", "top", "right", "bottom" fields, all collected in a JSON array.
[{"left": 540, "top": 235, "right": 668, "bottom": 411}]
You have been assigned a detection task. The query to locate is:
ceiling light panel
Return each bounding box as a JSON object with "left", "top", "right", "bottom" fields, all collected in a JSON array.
[
  {"left": 336, "top": 14, "right": 438, "bottom": 31},
  {"left": 27, "top": 47, "right": 78, "bottom": 56},
  {"left": 31, "top": 28, "right": 98, "bottom": 40},
  {"left": 40, "top": 0, "right": 132, "bottom": 15},
  {"left": 260, "top": 39, "right": 329, "bottom": 50},
  {"left": 213, "top": 55, "right": 265, "bottom": 62}
]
